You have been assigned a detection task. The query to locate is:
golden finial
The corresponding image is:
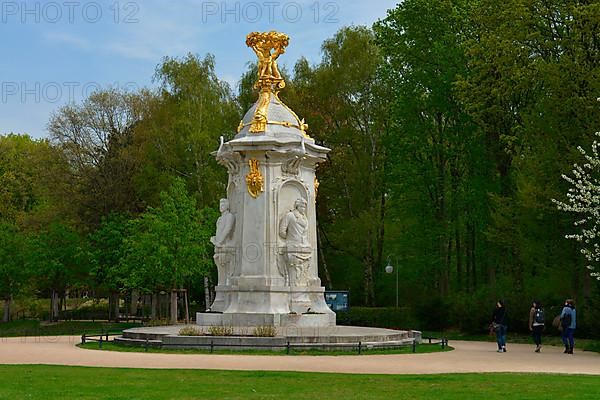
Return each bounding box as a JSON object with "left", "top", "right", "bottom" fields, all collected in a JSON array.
[
  {"left": 246, "top": 31, "right": 289, "bottom": 92},
  {"left": 246, "top": 31, "right": 289, "bottom": 133}
]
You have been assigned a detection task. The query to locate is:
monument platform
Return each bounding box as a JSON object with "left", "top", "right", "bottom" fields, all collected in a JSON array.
[{"left": 116, "top": 325, "right": 421, "bottom": 351}]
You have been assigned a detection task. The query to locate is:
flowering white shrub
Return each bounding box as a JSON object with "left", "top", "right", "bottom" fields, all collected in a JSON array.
[{"left": 553, "top": 131, "right": 600, "bottom": 280}]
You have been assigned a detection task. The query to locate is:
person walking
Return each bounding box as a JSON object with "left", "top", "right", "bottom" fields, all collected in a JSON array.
[
  {"left": 560, "top": 299, "right": 576, "bottom": 354},
  {"left": 529, "top": 300, "right": 545, "bottom": 352},
  {"left": 491, "top": 300, "right": 508, "bottom": 353}
]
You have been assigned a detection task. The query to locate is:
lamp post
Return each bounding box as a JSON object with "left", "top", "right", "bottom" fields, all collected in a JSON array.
[{"left": 385, "top": 257, "right": 398, "bottom": 308}]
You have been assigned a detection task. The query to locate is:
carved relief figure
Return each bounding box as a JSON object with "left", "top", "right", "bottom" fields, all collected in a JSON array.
[
  {"left": 211, "top": 198, "right": 236, "bottom": 285},
  {"left": 279, "top": 198, "right": 312, "bottom": 286}
]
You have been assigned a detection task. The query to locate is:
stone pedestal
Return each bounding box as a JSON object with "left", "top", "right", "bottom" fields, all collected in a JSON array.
[{"left": 197, "top": 93, "right": 335, "bottom": 328}]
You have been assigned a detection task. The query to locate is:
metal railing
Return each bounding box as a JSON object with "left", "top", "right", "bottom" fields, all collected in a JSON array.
[
  {"left": 80, "top": 334, "right": 450, "bottom": 354},
  {"left": 80, "top": 331, "right": 121, "bottom": 349}
]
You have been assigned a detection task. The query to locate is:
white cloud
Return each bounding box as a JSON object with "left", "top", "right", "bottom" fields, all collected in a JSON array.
[{"left": 42, "top": 31, "right": 92, "bottom": 50}]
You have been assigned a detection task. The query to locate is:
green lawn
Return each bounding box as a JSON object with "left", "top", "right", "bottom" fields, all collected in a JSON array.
[
  {"left": 0, "top": 320, "right": 141, "bottom": 337},
  {"left": 79, "top": 341, "right": 452, "bottom": 356},
  {"left": 0, "top": 365, "right": 598, "bottom": 399}
]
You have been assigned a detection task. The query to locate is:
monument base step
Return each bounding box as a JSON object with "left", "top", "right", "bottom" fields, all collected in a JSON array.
[{"left": 196, "top": 311, "right": 336, "bottom": 327}]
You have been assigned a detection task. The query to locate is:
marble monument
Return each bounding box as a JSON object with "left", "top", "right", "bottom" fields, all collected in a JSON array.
[{"left": 196, "top": 31, "right": 335, "bottom": 328}]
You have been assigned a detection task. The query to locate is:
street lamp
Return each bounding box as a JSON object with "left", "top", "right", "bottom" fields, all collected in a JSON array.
[{"left": 385, "top": 257, "right": 398, "bottom": 308}]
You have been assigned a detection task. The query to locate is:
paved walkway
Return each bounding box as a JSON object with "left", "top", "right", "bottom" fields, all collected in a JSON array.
[{"left": 1, "top": 337, "right": 599, "bottom": 375}]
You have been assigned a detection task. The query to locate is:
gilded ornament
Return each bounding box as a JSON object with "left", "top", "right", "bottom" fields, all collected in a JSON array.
[
  {"left": 246, "top": 159, "right": 264, "bottom": 198},
  {"left": 242, "top": 31, "right": 313, "bottom": 138}
]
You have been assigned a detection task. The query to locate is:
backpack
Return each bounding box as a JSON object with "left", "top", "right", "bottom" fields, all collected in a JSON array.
[
  {"left": 561, "top": 312, "right": 572, "bottom": 327},
  {"left": 534, "top": 309, "right": 545, "bottom": 324}
]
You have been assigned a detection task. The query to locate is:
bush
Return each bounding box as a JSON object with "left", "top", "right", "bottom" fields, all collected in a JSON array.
[
  {"left": 179, "top": 326, "right": 203, "bottom": 336},
  {"left": 253, "top": 325, "right": 276, "bottom": 337},
  {"left": 207, "top": 325, "right": 234, "bottom": 336}
]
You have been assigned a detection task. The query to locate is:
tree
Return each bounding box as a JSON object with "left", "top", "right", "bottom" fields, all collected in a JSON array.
[
  {"left": 0, "top": 134, "right": 68, "bottom": 228},
  {"left": 89, "top": 212, "right": 131, "bottom": 320},
  {"left": 459, "top": 0, "right": 600, "bottom": 298},
  {"left": 133, "top": 53, "right": 240, "bottom": 209},
  {"left": 0, "top": 223, "right": 28, "bottom": 322},
  {"left": 374, "top": 0, "right": 491, "bottom": 302},
  {"left": 121, "top": 178, "right": 214, "bottom": 322},
  {"left": 554, "top": 131, "right": 600, "bottom": 280},
  {"left": 48, "top": 88, "right": 154, "bottom": 226},
  {"left": 284, "top": 26, "right": 391, "bottom": 305},
  {"left": 28, "top": 223, "right": 89, "bottom": 321}
]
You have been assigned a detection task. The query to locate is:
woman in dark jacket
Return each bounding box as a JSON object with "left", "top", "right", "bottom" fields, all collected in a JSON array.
[
  {"left": 491, "top": 300, "right": 508, "bottom": 352},
  {"left": 529, "top": 300, "right": 545, "bottom": 352}
]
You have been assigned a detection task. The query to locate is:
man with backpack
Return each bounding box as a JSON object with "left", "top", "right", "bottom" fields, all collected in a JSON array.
[
  {"left": 529, "top": 300, "right": 545, "bottom": 352},
  {"left": 560, "top": 299, "right": 577, "bottom": 354}
]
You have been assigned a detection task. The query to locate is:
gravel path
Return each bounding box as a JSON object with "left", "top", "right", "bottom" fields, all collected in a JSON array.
[{"left": 1, "top": 336, "right": 599, "bottom": 375}]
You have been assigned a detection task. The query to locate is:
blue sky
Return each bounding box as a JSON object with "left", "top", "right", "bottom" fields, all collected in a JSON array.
[{"left": 0, "top": 0, "right": 399, "bottom": 138}]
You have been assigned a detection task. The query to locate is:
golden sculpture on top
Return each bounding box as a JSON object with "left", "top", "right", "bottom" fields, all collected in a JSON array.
[
  {"left": 246, "top": 31, "right": 288, "bottom": 92},
  {"left": 242, "top": 31, "right": 311, "bottom": 138},
  {"left": 246, "top": 31, "right": 288, "bottom": 133}
]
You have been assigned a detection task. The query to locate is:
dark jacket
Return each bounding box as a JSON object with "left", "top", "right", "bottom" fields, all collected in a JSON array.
[{"left": 492, "top": 306, "right": 508, "bottom": 326}]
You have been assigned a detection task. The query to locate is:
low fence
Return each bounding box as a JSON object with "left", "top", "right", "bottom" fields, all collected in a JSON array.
[
  {"left": 80, "top": 332, "right": 122, "bottom": 349},
  {"left": 81, "top": 333, "right": 449, "bottom": 355}
]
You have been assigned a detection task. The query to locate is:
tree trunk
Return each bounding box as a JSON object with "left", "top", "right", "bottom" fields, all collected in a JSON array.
[
  {"left": 363, "top": 221, "right": 377, "bottom": 307},
  {"left": 363, "top": 254, "right": 375, "bottom": 306},
  {"left": 317, "top": 224, "right": 332, "bottom": 288},
  {"left": 455, "top": 226, "right": 462, "bottom": 291},
  {"left": 51, "top": 289, "right": 59, "bottom": 322},
  {"left": 130, "top": 289, "right": 138, "bottom": 316},
  {"left": 184, "top": 289, "right": 190, "bottom": 324},
  {"left": 151, "top": 293, "right": 158, "bottom": 320},
  {"left": 2, "top": 298, "right": 10, "bottom": 323},
  {"left": 470, "top": 224, "right": 477, "bottom": 289},
  {"left": 440, "top": 237, "right": 452, "bottom": 297},
  {"left": 112, "top": 292, "right": 120, "bottom": 322},
  {"left": 376, "top": 191, "right": 386, "bottom": 277},
  {"left": 170, "top": 290, "right": 178, "bottom": 325},
  {"left": 60, "top": 294, "right": 67, "bottom": 321}
]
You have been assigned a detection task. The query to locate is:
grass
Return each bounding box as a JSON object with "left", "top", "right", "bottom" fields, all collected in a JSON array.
[
  {"left": 0, "top": 320, "right": 141, "bottom": 337},
  {"left": 423, "top": 330, "right": 600, "bottom": 353},
  {"left": 78, "top": 341, "right": 452, "bottom": 356},
  {"left": 0, "top": 365, "right": 599, "bottom": 399}
]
